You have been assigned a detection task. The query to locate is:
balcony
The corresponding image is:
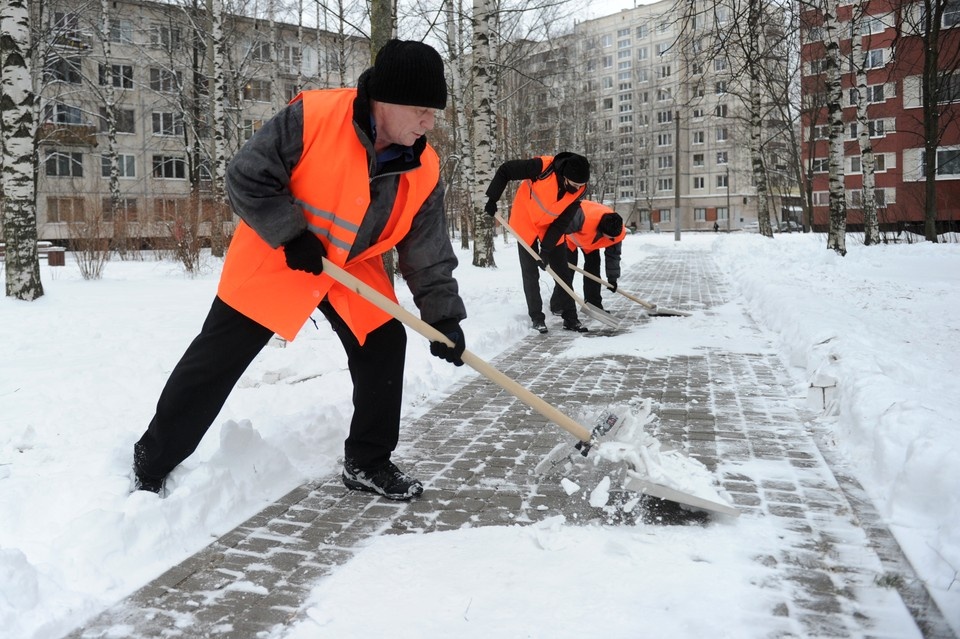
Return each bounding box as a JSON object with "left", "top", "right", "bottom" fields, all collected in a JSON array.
[{"left": 38, "top": 123, "right": 98, "bottom": 147}]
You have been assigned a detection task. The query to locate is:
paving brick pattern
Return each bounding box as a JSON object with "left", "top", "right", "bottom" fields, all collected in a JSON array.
[{"left": 67, "top": 246, "right": 955, "bottom": 639}]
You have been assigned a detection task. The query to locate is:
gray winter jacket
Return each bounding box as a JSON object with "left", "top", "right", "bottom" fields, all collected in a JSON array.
[{"left": 224, "top": 78, "right": 466, "bottom": 326}]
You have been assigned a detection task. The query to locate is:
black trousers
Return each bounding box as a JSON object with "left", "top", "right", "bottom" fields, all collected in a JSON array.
[
  {"left": 134, "top": 296, "right": 406, "bottom": 481},
  {"left": 580, "top": 249, "right": 603, "bottom": 307},
  {"left": 520, "top": 241, "right": 577, "bottom": 323}
]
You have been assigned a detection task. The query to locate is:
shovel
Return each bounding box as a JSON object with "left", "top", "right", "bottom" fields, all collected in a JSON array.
[
  {"left": 567, "top": 263, "right": 691, "bottom": 317},
  {"left": 322, "top": 259, "right": 592, "bottom": 445},
  {"left": 492, "top": 213, "right": 620, "bottom": 330},
  {"left": 320, "top": 259, "right": 737, "bottom": 517}
]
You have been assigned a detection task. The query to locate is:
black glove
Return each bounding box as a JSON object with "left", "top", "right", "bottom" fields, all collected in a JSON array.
[
  {"left": 283, "top": 230, "right": 326, "bottom": 275},
  {"left": 608, "top": 278, "right": 618, "bottom": 293},
  {"left": 484, "top": 200, "right": 498, "bottom": 217},
  {"left": 429, "top": 318, "right": 465, "bottom": 366},
  {"left": 537, "top": 247, "right": 551, "bottom": 271}
]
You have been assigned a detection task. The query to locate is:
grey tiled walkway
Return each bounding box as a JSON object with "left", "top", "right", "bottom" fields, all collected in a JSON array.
[{"left": 67, "top": 245, "right": 955, "bottom": 639}]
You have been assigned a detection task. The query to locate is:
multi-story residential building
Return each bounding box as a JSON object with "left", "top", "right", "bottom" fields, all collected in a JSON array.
[
  {"left": 800, "top": 0, "right": 960, "bottom": 232},
  {"left": 32, "top": 0, "right": 367, "bottom": 245},
  {"left": 555, "top": 0, "right": 792, "bottom": 232}
]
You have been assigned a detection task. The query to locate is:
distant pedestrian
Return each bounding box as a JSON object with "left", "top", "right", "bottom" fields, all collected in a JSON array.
[
  {"left": 713, "top": 221, "right": 720, "bottom": 233},
  {"left": 483, "top": 152, "right": 590, "bottom": 333}
]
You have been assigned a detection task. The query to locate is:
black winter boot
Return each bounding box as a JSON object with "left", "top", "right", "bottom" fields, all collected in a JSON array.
[{"left": 342, "top": 459, "right": 423, "bottom": 500}]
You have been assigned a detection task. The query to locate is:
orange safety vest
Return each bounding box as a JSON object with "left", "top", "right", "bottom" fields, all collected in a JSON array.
[
  {"left": 218, "top": 89, "right": 440, "bottom": 343},
  {"left": 565, "top": 200, "right": 627, "bottom": 252},
  {"left": 508, "top": 155, "right": 585, "bottom": 247}
]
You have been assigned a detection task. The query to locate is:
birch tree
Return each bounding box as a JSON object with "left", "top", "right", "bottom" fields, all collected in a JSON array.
[
  {"left": 1, "top": 0, "right": 44, "bottom": 300},
  {"left": 470, "top": 0, "right": 497, "bottom": 267},
  {"left": 822, "top": 0, "right": 847, "bottom": 255},
  {"left": 849, "top": 2, "right": 880, "bottom": 245}
]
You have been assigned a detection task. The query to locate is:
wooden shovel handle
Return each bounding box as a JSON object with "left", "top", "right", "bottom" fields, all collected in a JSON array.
[
  {"left": 321, "top": 259, "right": 592, "bottom": 443},
  {"left": 493, "top": 213, "right": 592, "bottom": 310}
]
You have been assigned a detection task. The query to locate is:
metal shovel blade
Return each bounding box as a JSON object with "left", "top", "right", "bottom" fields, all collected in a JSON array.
[{"left": 582, "top": 302, "right": 621, "bottom": 329}]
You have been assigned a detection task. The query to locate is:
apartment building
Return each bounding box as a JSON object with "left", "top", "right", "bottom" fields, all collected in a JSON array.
[
  {"left": 567, "top": 0, "right": 788, "bottom": 232},
  {"left": 34, "top": 0, "right": 367, "bottom": 245},
  {"left": 800, "top": 0, "right": 960, "bottom": 231}
]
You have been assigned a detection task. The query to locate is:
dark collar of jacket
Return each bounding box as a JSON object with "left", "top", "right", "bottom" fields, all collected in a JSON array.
[{"left": 353, "top": 69, "right": 427, "bottom": 176}]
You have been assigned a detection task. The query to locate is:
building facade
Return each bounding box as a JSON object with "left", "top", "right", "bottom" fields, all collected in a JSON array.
[
  {"left": 31, "top": 0, "right": 367, "bottom": 245},
  {"left": 800, "top": 0, "right": 960, "bottom": 232}
]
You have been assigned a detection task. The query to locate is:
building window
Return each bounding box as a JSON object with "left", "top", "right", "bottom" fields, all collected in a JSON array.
[
  {"left": 150, "top": 25, "right": 182, "bottom": 50},
  {"left": 693, "top": 153, "right": 705, "bottom": 167},
  {"left": 601, "top": 34, "right": 613, "bottom": 47},
  {"left": 657, "top": 110, "right": 673, "bottom": 124},
  {"left": 154, "top": 198, "right": 186, "bottom": 222},
  {"left": 717, "top": 174, "right": 728, "bottom": 188},
  {"left": 638, "top": 47, "right": 648, "bottom": 60},
  {"left": 657, "top": 132, "right": 673, "bottom": 146},
  {"left": 243, "top": 79, "right": 271, "bottom": 102},
  {"left": 152, "top": 112, "right": 184, "bottom": 136},
  {"left": 693, "top": 107, "right": 705, "bottom": 119},
  {"left": 693, "top": 176, "right": 705, "bottom": 189},
  {"left": 108, "top": 18, "right": 134, "bottom": 44},
  {"left": 717, "top": 151, "right": 729, "bottom": 165},
  {"left": 99, "top": 107, "right": 135, "bottom": 134},
  {"left": 659, "top": 208, "right": 672, "bottom": 222},
  {"left": 694, "top": 207, "right": 706, "bottom": 220},
  {"left": 658, "top": 155, "right": 673, "bottom": 169},
  {"left": 101, "top": 154, "right": 136, "bottom": 178},
  {"left": 44, "top": 56, "right": 82, "bottom": 84},
  {"left": 922, "top": 148, "right": 960, "bottom": 176},
  {"left": 714, "top": 57, "right": 728, "bottom": 72},
  {"left": 152, "top": 155, "right": 186, "bottom": 179},
  {"left": 692, "top": 131, "right": 704, "bottom": 144},
  {"left": 717, "top": 206, "right": 728, "bottom": 219},
  {"left": 715, "top": 103, "right": 728, "bottom": 118},
  {"left": 716, "top": 127, "right": 729, "bottom": 142},
  {"left": 812, "top": 157, "right": 829, "bottom": 172},
  {"left": 150, "top": 68, "right": 181, "bottom": 93},
  {"left": 715, "top": 80, "right": 728, "bottom": 95},
  {"left": 603, "top": 55, "right": 613, "bottom": 69},
  {"left": 102, "top": 197, "right": 138, "bottom": 221},
  {"left": 865, "top": 49, "right": 885, "bottom": 69},
  {"left": 657, "top": 177, "right": 674, "bottom": 192},
  {"left": 657, "top": 64, "right": 672, "bottom": 78},
  {"left": 243, "top": 119, "right": 263, "bottom": 140},
  {"left": 45, "top": 150, "right": 83, "bottom": 177},
  {"left": 637, "top": 68, "right": 649, "bottom": 82},
  {"left": 98, "top": 64, "right": 134, "bottom": 88},
  {"left": 945, "top": 0, "right": 960, "bottom": 27},
  {"left": 47, "top": 196, "right": 84, "bottom": 223},
  {"left": 851, "top": 154, "right": 886, "bottom": 173},
  {"left": 44, "top": 103, "right": 84, "bottom": 125}
]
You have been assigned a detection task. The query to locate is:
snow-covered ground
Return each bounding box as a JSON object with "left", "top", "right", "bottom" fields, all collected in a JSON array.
[{"left": 1, "top": 231, "right": 957, "bottom": 638}]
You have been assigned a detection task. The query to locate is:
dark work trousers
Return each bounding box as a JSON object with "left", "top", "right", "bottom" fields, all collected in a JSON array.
[
  {"left": 134, "top": 296, "right": 406, "bottom": 482},
  {"left": 580, "top": 249, "right": 604, "bottom": 308},
  {"left": 547, "top": 246, "right": 579, "bottom": 321}
]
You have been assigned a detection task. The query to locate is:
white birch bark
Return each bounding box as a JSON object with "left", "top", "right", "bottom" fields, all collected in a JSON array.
[
  {"left": 850, "top": 7, "right": 879, "bottom": 245},
  {"left": 1, "top": 0, "right": 44, "bottom": 299},
  {"left": 747, "top": 0, "right": 774, "bottom": 238},
  {"left": 210, "top": 0, "right": 228, "bottom": 256},
  {"left": 445, "top": 0, "right": 474, "bottom": 249},
  {"left": 822, "top": 0, "right": 847, "bottom": 255},
  {"left": 471, "top": 0, "right": 497, "bottom": 267}
]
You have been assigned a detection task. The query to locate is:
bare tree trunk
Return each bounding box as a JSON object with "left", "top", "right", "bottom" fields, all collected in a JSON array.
[
  {"left": 210, "top": 0, "right": 228, "bottom": 257},
  {"left": 822, "top": 0, "right": 847, "bottom": 255},
  {"left": 471, "top": 0, "right": 497, "bottom": 268},
  {"left": 1, "top": 0, "right": 44, "bottom": 300},
  {"left": 445, "top": 0, "right": 473, "bottom": 250},
  {"left": 747, "top": 0, "right": 774, "bottom": 238},
  {"left": 850, "top": 6, "right": 879, "bottom": 245}
]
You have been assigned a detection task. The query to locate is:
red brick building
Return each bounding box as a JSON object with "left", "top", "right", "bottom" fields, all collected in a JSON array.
[{"left": 800, "top": 0, "right": 960, "bottom": 233}]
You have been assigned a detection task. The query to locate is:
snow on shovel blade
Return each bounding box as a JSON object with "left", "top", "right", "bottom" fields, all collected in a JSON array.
[{"left": 534, "top": 404, "right": 637, "bottom": 476}]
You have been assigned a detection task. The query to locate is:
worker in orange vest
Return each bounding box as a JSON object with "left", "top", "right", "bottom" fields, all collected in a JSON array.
[
  {"left": 483, "top": 153, "right": 590, "bottom": 333},
  {"left": 132, "top": 40, "right": 466, "bottom": 502},
  {"left": 550, "top": 200, "right": 626, "bottom": 313}
]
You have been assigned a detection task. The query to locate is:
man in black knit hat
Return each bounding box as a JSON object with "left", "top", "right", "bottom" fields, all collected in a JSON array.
[
  {"left": 484, "top": 152, "right": 591, "bottom": 333},
  {"left": 131, "top": 40, "right": 466, "bottom": 501}
]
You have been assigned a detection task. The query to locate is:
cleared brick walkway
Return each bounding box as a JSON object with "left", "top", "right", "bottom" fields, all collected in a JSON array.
[{"left": 67, "top": 245, "right": 955, "bottom": 639}]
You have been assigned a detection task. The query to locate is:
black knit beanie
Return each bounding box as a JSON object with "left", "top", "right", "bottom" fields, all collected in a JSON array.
[
  {"left": 367, "top": 39, "right": 447, "bottom": 109},
  {"left": 598, "top": 212, "right": 624, "bottom": 237},
  {"left": 556, "top": 153, "right": 590, "bottom": 183}
]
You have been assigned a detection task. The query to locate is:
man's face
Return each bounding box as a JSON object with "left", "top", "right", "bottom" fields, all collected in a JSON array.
[{"left": 372, "top": 102, "right": 437, "bottom": 150}]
